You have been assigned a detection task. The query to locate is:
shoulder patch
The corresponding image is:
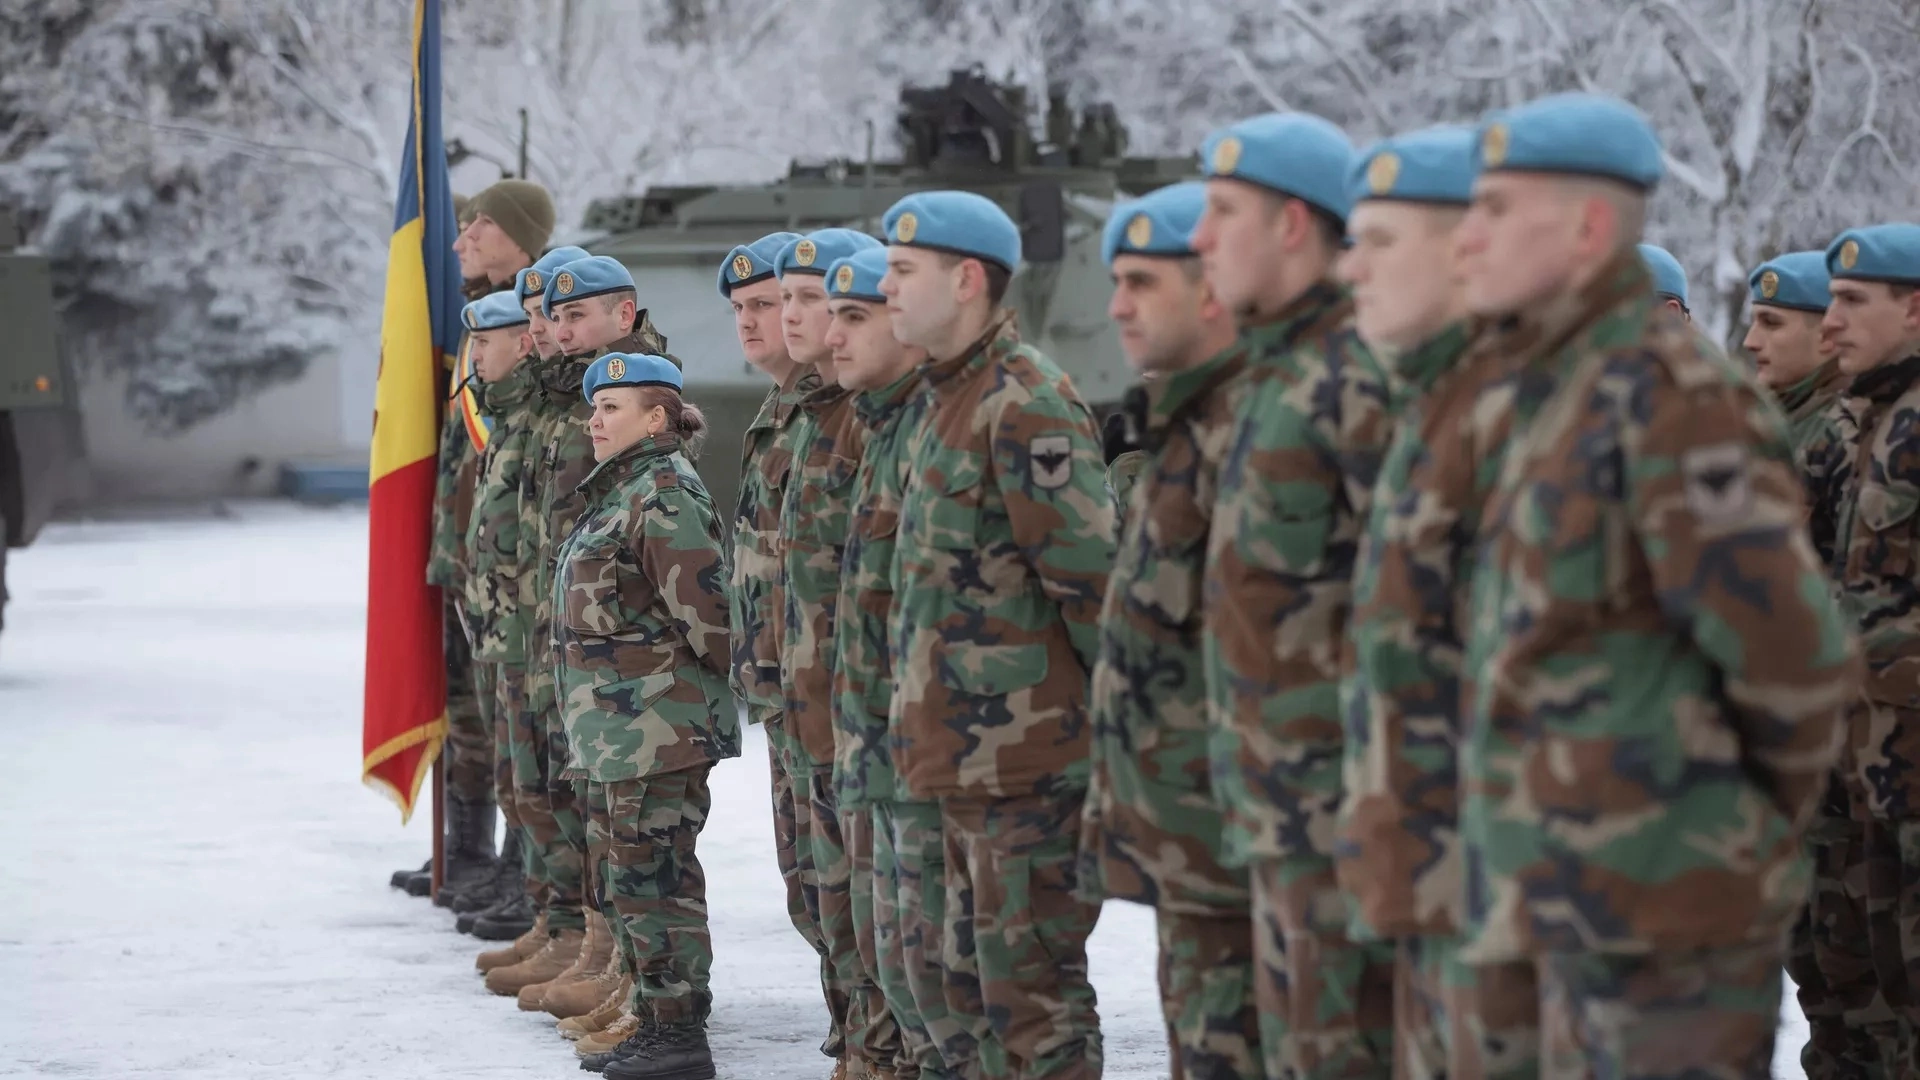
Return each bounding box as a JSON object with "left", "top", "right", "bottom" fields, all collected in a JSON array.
[
  {"left": 1028, "top": 434, "right": 1074, "bottom": 491},
  {"left": 1681, "top": 442, "right": 1753, "bottom": 525}
]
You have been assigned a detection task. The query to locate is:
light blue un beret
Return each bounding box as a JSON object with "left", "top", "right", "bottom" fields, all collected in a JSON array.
[
  {"left": 1348, "top": 126, "right": 1476, "bottom": 207},
  {"left": 543, "top": 255, "right": 635, "bottom": 319},
  {"left": 1638, "top": 244, "right": 1688, "bottom": 307},
  {"left": 1748, "top": 251, "right": 1832, "bottom": 313},
  {"left": 776, "top": 228, "right": 883, "bottom": 280},
  {"left": 825, "top": 247, "right": 890, "bottom": 304},
  {"left": 461, "top": 290, "right": 530, "bottom": 333},
  {"left": 1474, "top": 93, "right": 1663, "bottom": 191},
  {"left": 1102, "top": 182, "right": 1206, "bottom": 265},
  {"left": 1200, "top": 112, "right": 1356, "bottom": 223},
  {"left": 516, "top": 245, "right": 591, "bottom": 302},
  {"left": 882, "top": 191, "right": 1022, "bottom": 272},
  {"left": 1826, "top": 224, "right": 1920, "bottom": 286},
  {"left": 718, "top": 231, "right": 802, "bottom": 298},
  {"left": 581, "top": 352, "right": 683, "bottom": 402}
]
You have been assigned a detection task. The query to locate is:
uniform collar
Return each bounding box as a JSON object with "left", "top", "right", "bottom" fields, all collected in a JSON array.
[
  {"left": 1494, "top": 252, "right": 1650, "bottom": 373},
  {"left": 581, "top": 433, "right": 682, "bottom": 494},
  {"left": 801, "top": 376, "right": 855, "bottom": 414},
  {"left": 1384, "top": 319, "right": 1476, "bottom": 404},
  {"left": 856, "top": 368, "right": 925, "bottom": 426},
  {"left": 477, "top": 357, "right": 538, "bottom": 415},
  {"left": 924, "top": 311, "right": 1020, "bottom": 388},
  {"left": 1133, "top": 340, "right": 1248, "bottom": 439},
  {"left": 774, "top": 364, "right": 825, "bottom": 425},
  {"left": 1850, "top": 351, "right": 1920, "bottom": 404},
  {"left": 1240, "top": 279, "right": 1347, "bottom": 354},
  {"left": 1776, "top": 361, "right": 1844, "bottom": 414},
  {"left": 536, "top": 352, "right": 594, "bottom": 403}
]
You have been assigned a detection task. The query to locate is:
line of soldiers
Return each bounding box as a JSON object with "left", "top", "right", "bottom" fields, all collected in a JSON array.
[{"left": 389, "top": 84, "right": 1920, "bottom": 1080}]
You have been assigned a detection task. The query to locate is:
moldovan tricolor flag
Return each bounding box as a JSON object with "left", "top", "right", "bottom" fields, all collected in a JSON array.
[{"left": 362, "top": 0, "right": 462, "bottom": 821}]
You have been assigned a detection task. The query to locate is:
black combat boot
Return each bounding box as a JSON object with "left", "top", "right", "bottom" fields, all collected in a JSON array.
[
  {"left": 389, "top": 859, "right": 429, "bottom": 893},
  {"left": 459, "top": 833, "right": 527, "bottom": 933},
  {"left": 471, "top": 887, "right": 537, "bottom": 941},
  {"left": 431, "top": 795, "right": 499, "bottom": 908},
  {"left": 580, "top": 1024, "right": 659, "bottom": 1074},
  {"left": 603, "top": 1022, "right": 715, "bottom": 1080}
]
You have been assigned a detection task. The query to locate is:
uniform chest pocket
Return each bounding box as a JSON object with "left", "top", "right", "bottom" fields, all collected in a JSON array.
[
  {"left": 793, "top": 453, "right": 860, "bottom": 544},
  {"left": 1856, "top": 481, "right": 1919, "bottom": 579},
  {"left": 560, "top": 537, "right": 642, "bottom": 636},
  {"left": 1508, "top": 435, "right": 1627, "bottom": 609},
  {"left": 1125, "top": 482, "right": 1208, "bottom": 625},
  {"left": 908, "top": 452, "right": 991, "bottom": 551}
]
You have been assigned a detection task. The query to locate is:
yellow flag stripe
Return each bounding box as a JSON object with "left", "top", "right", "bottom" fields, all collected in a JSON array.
[{"left": 371, "top": 218, "right": 440, "bottom": 483}]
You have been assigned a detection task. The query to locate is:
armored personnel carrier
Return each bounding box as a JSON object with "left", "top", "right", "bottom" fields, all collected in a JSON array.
[
  {"left": 0, "top": 205, "right": 74, "bottom": 638},
  {"left": 574, "top": 67, "right": 1197, "bottom": 518}
]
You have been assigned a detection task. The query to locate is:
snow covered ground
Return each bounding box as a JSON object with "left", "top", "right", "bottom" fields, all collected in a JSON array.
[{"left": 0, "top": 503, "right": 1807, "bottom": 1079}]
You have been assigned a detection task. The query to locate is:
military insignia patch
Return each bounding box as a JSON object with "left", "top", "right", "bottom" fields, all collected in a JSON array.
[
  {"left": 524, "top": 269, "right": 543, "bottom": 293},
  {"left": 835, "top": 264, "right": 855, "bottom": 293},
  {"left": 1483, "top": 123, "right": 1509, "bottom": 168},
  {"left": 555, "top": 271, "right": 575, "bottom": 296},
  {"left": 607, "top": 356, "right": 627, "bottom": 380},
  {"left": 1682, "top": 443, "right": 1752, "bottom": 526},
  {"left": 1028, "top": 434, "right": 1074, "bottom": 491},
  {"left": 895, "top": 212, "right": 919, "bottom": 244},
  {"left": 1760, "top": 270, "right": 1779, "bottom": 299},
  {"left": 1367, "top": 152, "right": 1401, "bottom": 195},
  {"left": 1125, "top": 214, "right": 1153, "bottom": 248},
  {"left": 1211, "top": 136, "right": 1242, "bottom": 175},
  {"left": 795, "top": 239, "right": 817, "bottom": 267},
  {"left": 731, "top": 253, "right": 754, "bottom": 281},
  {"left": 1840, "top": 240, "right": 1860, "bottom": 271}
]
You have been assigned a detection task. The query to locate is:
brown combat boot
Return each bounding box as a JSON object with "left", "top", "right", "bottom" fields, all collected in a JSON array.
[
  {"left": 482, "top": 926, "right": 583, "bottom": 997},
  {"left": 575, "top": 1010, "right": 643, "bottom": 1057},
  {"left": 524, "top": 910, "right": 616, "bottom": 1015},
  {"left": 474, "top": 912, "right": 546, "bottom": 974},
  {"left": 556, "top": 976, "right": 629, "bottom": 1040}
]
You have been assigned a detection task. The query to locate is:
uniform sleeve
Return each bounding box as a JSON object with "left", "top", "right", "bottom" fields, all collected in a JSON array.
[
  {"left": 1628, "top": 376, "right": 1859, "bottom": 827},
  {"left": 637, "top": 484, "right": 733, "bottom": 679},
  {"left": 427, "top": 403, "right": 474, "bottom": 589},
  {"left": 990, "top": 389, "right": 1116, "bottom": 672}
]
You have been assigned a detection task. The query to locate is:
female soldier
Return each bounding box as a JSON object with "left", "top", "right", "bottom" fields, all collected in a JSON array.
[{"left": 551, "top": 352, "right": 736, "bottom": 1080}]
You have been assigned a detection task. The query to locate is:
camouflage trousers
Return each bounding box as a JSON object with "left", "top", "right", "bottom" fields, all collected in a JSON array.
[
  {"left": 584, "top": 767, "right": 715, "bottom": 1025},
  {"left": 1394, "top": 936, "right": 1540, "bottom": 1080},
  {"left": 525, "top": 660, "right": 586, "bottom": 931},
  {"left": 1249, "top": 859, "right": 1395, "bottom": 1079},
  {"left": 847, "top": 799, "right": 911, "bottom": 1076},
  {"left": 1538, "top": 940, "right": 1782, "bottom": 1079},
  {"left": 942, "top": 791, "right": 1103, "bottom": 1080},
  {"left": 878, "top": 798, "right": 972, "bottom": 1080},
  {"left": 443, "top": 598, "right": 494, "bottom": 805},
  {"left": 1153, "top": 908, "right": 1261, "bottom": 1080},
  {"left": 799, "top": 756, "right": 892, "bottom": 1071},
  {"left": 762, "top": 709, "right": 841, "bottom": 1057},
  {"left": 1789, "top": 809, "right": 1901, "bottom": 1079}
]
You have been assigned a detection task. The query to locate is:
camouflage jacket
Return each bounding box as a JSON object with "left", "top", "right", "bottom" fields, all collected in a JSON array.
[
  {"left": 427, "top": 276, "right": 497, "bottom": 590},
  {"left": 461, "top": 358, "right": 540, "bottom": 664},
  {"left": 731, "top": 365, "right": 824, "bottom": 722},
  {"left": 552, "top": 433, "right": 738, "bottom": 782},
  {"left": 1781, "top": 361, "right": 1847, "bottom": 467},
  {"left": 832, "top": 370, "right": 927, "bottom": 807},
  {"left": 778, "top": 382, "right": 868, "bottom": 767},
  {"left": 1085, "top": 343, "right": 1251, "bottom": 915},
  {"left": 1201, "top": 282, "right": 1393, "bottom": 887},
  {"left": 890, "top": 313, "right": 1116, "bottom": 799},
  {"left": 1813, "top": 351, "right": 1920, "bottom": 820},
  {"left": 1459, "top": 258, "right": 1858, "bottom": 962},
  {"left": 1334, "top": 321, "right": 1514, "bottom": 942}
]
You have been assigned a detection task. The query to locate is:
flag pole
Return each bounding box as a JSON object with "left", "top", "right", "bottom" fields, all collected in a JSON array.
[{"left": 430, "top": 755, "right": 446, "bottom": 895}]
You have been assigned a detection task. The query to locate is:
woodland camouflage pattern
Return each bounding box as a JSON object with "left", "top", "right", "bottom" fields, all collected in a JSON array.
[
  {"left": 833, "top": 369, "right": 926, "bottom": 808},
  {"left": 1084, "top": 342, "right": 1250, "bottom": 916},
  {"left": 462, "top": 360, "right": 539, "bottom": 665},
  {"left": 1458, "top": 257, "right": 1859, "bottom": 963},
  {"left": 889, "top": 313, "right": 1115, "bottom": 799},
  {"left": 1541, "top": 940, "right": 1783, "bottom": 1079},
  {"left": 732, "top": 367, "right": 822, "bottom": 717},
  {"left": 779, "top": 382, "right": 867, "bottom": 767},
  {"left": 1787, "top": 814, "right": 1902, "bottom": 1077},
  {"left": 1779, "top": 361, "right": 1847, "bottom": 467},
  {"left": 1335, "top": 320, "right": 1498, "bottom": 941},
  {"left": 551, "top": 433, "right": 737, "bottom": 783},
  {"left": 427, "top": 276, "right": 493, "bottom": 590}
]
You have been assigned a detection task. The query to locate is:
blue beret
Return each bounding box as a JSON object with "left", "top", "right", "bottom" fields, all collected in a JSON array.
[
  {"left": 776, "top": 228, "right": 882, "bottom": 279},
  {"left": 581, "top": 352, "right": 683, "bottom": 403},
  {"left": 1638, "top": 244, "right": 1688, "bottom": 306},
  {"left": 543, "top": 255, "right": 635, "bottom": 318},
  {"left": 1827, "top": 224, "right": 1920, "bottom": 286},
  {"left": 1200, "top": 112, "right": 1355, "bottom": 223},
  {"left": 1474, "top": 93, "right": 1663, "bottom": 190},
  {"left": 826, "top": 247, "right": 889, "bottom": 304},
  {"left": 1348, "top": 125, "right": 1476, "bottom": 207},
  {"left": 882, "top": 191, "right": 1021, "bottom": 272},
  {"left": 461, "top": 290, "right": 530, "bottom": 332},
  {"left": 1102, "top": 182, "right": 1206, "bottom": 265},
  {"left": 718, "top": 231, "right": 801, "bottom": 297},
  {"left": 517, "top": 245, "right": 591, "bottom": 302},
  {"left": 1748, "top": 251, "right": 1832, "bottom": 313}
]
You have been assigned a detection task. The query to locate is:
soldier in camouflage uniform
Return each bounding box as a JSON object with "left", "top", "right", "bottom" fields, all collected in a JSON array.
[
  {"left": 1451, "top": 95, "right": 1859, "bottom": 1078},
  {"left": 1745, "top": 251, "right": 1846, "bottom": 465},
  {"left": 879, "top": 190, "right": 1113, "bottom": 1080},
  {"left": 1188, "top": 113, "right": 1396, "bottom": 1080},
  {"left": 772, "top": 229, "right": 899, "bottom": 1080},
  {"left": 1799, "top": 223, "right": 1920, "bottom": 1078},
  {"left": 1075, "top": 182, "right": 1260, "bottom": 1079},
  {"left": 554, "top": 351, "right": 735, "bottom": 1080},
  {"left": 1330, "top": 126, "right": 1540, "bottom": 1080},
  {"left": 717, "top": 231, "right": 846, "bottom": 1065},
  {"left": 823, "top": 247, "right": 953, "bottom": 1080}
]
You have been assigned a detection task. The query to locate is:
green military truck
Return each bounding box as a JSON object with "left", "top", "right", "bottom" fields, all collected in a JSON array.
[{"left": 0, "top": 205, "right": 71, "bottom": 638}]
